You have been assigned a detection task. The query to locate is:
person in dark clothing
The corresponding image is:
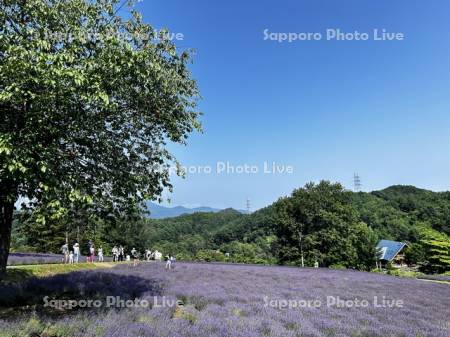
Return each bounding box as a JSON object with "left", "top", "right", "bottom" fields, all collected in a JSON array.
[{"left": 86, "top": 241, "right": 92, "bottom": 262}]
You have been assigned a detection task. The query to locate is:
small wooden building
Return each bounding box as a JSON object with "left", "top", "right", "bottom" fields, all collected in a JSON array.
[{"left": 376, "top": 240, "right": 407, "bottom": 268}]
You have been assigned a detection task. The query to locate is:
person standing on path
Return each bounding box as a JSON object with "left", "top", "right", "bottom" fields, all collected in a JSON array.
[
  {"left": 61, "top": 243, "right": 69, "bottom": 264},
  {"left": 89, "top": 244, "right": 95, "bottom": 263},
  {"left": 98, "top": 246, "right": 104, "bottom": 262},
  {"left": 131, "top": 248, "right": 139, "bottom": 267},
  {"left": 73, "top": 243, "right": 80, "bottom": 263},
  {"left": 112, "top": 246, "right": 118, "bottom": 262},
  {"left": 86, "top": 241, "right": 92, "bottom": 262},
  {"left": 118, "top": 245, "right": 124, "bottom": 262}
]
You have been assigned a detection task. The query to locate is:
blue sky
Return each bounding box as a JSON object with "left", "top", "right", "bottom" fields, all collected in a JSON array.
[{"left": 135, "top": 0, "right": 450, "bottom": 210}]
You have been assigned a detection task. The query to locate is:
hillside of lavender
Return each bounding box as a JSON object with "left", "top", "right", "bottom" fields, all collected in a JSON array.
[{"left": 1, "top": 262, "right": 449, "bottom": 337}]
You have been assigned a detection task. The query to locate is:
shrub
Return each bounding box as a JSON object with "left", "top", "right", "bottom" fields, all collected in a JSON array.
[
  {"left": 195, "top": 250, "right": 225, "bottom": 262},
  {"left": 329, "top": 264, "right": 347, "bottom": 270}
]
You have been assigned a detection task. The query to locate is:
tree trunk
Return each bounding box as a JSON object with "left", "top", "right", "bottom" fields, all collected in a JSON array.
[{"left": 0, "top": 197, "right": 15, "bottom": 279}]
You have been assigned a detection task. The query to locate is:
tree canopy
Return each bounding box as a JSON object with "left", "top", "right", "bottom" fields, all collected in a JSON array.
[
  {"left": 275, "top": 181, "right": 378, "bottom": 269},
  {"left": 0, "top": 0, "right": 201, "bottom": 276}
]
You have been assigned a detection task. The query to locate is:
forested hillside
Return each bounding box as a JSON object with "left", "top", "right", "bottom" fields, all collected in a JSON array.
[
  {"left": 353, "top": 186, "right": 450, "bottom": 239},
  {"left": 144, "top": 184, "right": 450, "bottom": 272},
  {"left": 13, "top": 183, "right": 450, "bottom": 272}
]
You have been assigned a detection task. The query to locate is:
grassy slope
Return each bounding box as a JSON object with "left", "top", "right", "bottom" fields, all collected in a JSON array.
[{"left": 4, "top": 262, "right": 117, "bottom": 282}]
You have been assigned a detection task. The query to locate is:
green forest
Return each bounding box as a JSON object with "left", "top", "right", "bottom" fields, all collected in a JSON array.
[{"left": 12, "top": 181, "right": 450, "bottom": 273}]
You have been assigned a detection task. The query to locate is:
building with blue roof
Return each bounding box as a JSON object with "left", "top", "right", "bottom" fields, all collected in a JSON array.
[{"left": 376, "top": 240, "right": 407, "bottom": 268}]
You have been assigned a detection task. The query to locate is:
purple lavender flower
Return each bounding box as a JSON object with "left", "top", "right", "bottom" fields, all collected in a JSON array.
[{"left": 1, "top": 262, "right": 449, "bottom": 337}]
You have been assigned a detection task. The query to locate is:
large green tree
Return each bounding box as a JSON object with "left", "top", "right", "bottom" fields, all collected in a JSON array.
[
  {"left": 275, "top": 181, "right": 378, "bottom": 270},
  {"left": 419, "top": 226, "right": 450, "bottom": 273},
  {"left": 0, "top": 0, "right": 201, "bottom": 277}
]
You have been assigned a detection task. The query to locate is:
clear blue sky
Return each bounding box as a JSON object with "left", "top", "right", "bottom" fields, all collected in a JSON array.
[{"left": 135, "top": 0, "right": 450, "bottom": 210}]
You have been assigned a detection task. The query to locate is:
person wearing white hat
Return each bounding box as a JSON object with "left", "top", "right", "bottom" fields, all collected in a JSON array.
[{"left": 73, "top": 243, "right": 80, "bottom": 263}]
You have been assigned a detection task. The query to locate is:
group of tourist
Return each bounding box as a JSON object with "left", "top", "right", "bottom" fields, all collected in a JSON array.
[
  {"left": 144, "top": 249, "right": 162, "bottom": 262},
  {"left": 111, "top": 245, "right": 126, "bottom": 262},
  {"left": 111, "top": 247, "right": 175, "bottom": 269},
  {"left": 60, "top": 242, "right": 175, "bottom": 269},
  {"left": 111, "top": 246, "right": 141, "bottom": 266},
  {"left": 60, "top": 241, "right": 104, "bottom": 264},
  {"left": 86, "top": 240, "right": 104, "bottom": 263}
]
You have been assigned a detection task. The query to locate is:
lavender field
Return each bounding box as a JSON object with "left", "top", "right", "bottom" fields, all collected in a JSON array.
[
  {"left": 7, "top": 252, "right": 112, "bottom": 265},
  {"left": 7, "top": 253, "right": 66, "bottom": 265},
  {"left": 1, "top": 262, "right": 450, "bottom": 337}
]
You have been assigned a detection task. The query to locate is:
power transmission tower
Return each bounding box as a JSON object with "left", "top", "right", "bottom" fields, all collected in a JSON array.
[
  {"left": 246, "top": 198, "right": 251, "bottom": 213},
  {"left": 353, "top": 173, "right": 362, "bottom": 192}
]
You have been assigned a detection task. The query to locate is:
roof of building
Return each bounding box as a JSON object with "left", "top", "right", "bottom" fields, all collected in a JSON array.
[{"left": 376, "top": 240, "right": 407, "bottom": 261}]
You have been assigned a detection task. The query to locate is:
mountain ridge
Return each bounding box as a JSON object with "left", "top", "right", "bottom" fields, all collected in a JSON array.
[{"left": 145, "top": 201, "right": 248, "bottom": 219}]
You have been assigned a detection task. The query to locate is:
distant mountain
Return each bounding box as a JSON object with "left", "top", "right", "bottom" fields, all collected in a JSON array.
[{"left": 145, "top": 202, "right": 248, "bottom": 218}]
